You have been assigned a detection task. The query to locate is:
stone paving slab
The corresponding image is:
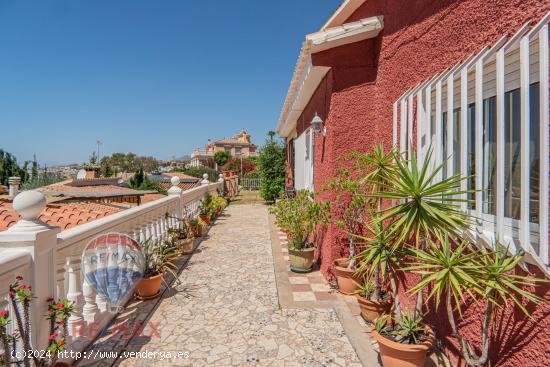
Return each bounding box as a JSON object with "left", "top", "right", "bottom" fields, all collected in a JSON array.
[{"left": 81, "top": 204, "right": 363, "bottom": 366}]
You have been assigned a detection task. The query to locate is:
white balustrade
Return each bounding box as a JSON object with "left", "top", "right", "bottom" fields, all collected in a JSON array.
[{"left": 0, "top": 178, "right": 225, "bottom": 361}]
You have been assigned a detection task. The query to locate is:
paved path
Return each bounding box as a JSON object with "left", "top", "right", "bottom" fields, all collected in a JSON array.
[{"left": 99, "top": 204, "right": 362, "bottom": 366}]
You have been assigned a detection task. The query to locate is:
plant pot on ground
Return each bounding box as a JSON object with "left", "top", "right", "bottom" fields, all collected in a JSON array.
[
  {"left": 373, "top": 313, "right": 435, "bottom": 367},
  {"left": 353, "top": 279, "right": 392, "bottom": 322},
  {"left": 333, "top": 258, "right": 363, "bottom": 295},
  {"left": 269, "top": 190, "right": 330, "bottom": 274},
  {"left": 135, "top": 238, "right": 179, "bottom": 300},
  {"left": 324, "top": 165, "right": 370, "bottom": 295},
  {"left": 288, "top": 246, "right": 315, "bottom": 273}
]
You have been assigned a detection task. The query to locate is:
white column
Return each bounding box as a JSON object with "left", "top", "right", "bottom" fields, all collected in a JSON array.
[
  {"left": 393, "top": 102, "right": 398, "bottom": 147},
  {"left": 460, "top": 67, "right": 469, "bottom": 210},
  {"left": 66, "top": 257, "right": 84, "bottom": 336},
  {"left": 435, "top": 80, "right": 443, "bottom": 181},
  {"left": 447, "top": 74, "right": 455, "bottom": 178},
  {"left": 475, "top": 59, "right": 484, "bottom": 214},
  {"left": 0, "top": 191, "right": 59, "bottom": 350},
  {"left": 495, "top": 48, "right": 505, "bottom": 238},
  {"left": 416, "top": 91, "right": 423, "bottom": 162},
  {"left": 8, "top": 177, "right": 21, "bottom": 200},
  {"left": 425, "top": 85, "right": 432, "bottom": 171},
  {"left": 519, "top": 36, "right": 531, "bottom": 250},
  {"left": 400, "top": 98, "right": 407, "bottom": 155},
  {"left": 539, "top": 24, "right": 549, "bottom": 265},
  {"left": 408, "top": 94, "right": 414, "bottom": 161}
]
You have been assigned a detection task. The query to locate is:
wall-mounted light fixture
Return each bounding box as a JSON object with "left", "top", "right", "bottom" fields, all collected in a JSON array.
[{"left": 311, "top": 113, "right": 326, "bottom": 137}]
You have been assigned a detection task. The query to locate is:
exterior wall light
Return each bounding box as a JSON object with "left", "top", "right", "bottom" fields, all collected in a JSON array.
[{"left": 311, "top": 113, "right": 326, "bottom": 136}]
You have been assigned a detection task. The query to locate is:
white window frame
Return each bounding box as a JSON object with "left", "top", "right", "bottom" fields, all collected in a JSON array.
[{"left": 391, "top": 13, "right": 550, "bottom": 273}]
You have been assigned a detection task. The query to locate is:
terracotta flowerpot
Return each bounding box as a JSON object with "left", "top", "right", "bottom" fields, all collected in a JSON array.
[
  {"left": 373, "top": 326, "right": 435, "bottom": 367},
  {"left": 333, "top": 258, "right": 362, "bottom": 295},
  {"left": 200, "top": 214, "right": 211, "bottom": 225},
  {"left": 135, "top": 273, "right": 164, "bottom": 299},
  {"left": 181, "top": 238, "right": 194, "bottom": 254},
  {"left": 289, "top": 247, "right": 315, "bottom": 273},
  {"left": 356, "top": 294, "right": 393, "bottom": 322},
  {"left": 194, "top": 226, "right": 204, "bottom": 237}
]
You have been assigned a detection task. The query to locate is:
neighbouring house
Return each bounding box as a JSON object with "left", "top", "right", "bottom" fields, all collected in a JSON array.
[
  {"left": 148, "top": 171, "right": 202, "bottom": 192},
  {"left": 277, "top": 1, "right": 549, "bottom": 366},
  {"left": 0, "top": 170, "right": 166, "bottom": 231},
  {"left": 189, "top": 129, "right": 258, "bottom": 168}
]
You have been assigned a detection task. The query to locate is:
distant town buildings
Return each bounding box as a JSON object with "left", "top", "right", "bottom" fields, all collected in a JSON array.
[{"left": 189, "top": 129, "right": 257, "bottom": 168}]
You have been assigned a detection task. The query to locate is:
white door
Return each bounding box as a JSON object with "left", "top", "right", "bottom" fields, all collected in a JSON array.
[{"left": 294, "top": 129, "right": 314, "bottom": 191}]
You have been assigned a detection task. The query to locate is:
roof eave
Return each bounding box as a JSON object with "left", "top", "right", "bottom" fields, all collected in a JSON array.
[{"left": 277, "top": 15, "right": 383, "bottom": 138}]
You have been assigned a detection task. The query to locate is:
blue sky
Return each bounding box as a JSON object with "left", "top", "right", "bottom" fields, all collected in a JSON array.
[{"left": 0, "top": 0, "right": 340, "bottom": 166}]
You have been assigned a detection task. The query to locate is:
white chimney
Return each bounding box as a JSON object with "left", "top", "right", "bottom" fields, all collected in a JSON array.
[{"left": 8, "top": 176, "right": 21, "bottom": 200}]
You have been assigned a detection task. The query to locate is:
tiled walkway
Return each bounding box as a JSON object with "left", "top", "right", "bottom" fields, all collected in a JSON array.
[
  {"left": 277, "top": 230, "right": 338, "bottom": 303},
  {"left": 80, "top": 204, "right": 364, "bottom": 366}
]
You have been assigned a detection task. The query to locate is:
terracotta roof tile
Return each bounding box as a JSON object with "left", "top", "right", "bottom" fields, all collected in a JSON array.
[
  {"left": 164, "top": 172, "right": 199, "bottom": 181},
  {"left": 141, "top": 193, "right": 167, "bottom": 204},
  {"left": 0, "top": 200, "right": 124, "bottom": 232}
]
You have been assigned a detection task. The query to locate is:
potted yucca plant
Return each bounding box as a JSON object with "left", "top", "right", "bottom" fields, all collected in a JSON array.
[
  {"left": 366, "top": 147, "right": 471, "bottom": 367},
  {"left": 269, "top": 190, "right": 329, "bottom": 272},
  {"left": 404, "top": 236, "right": 547, "bottom": 366},
  {"left": 135, "top": 238, "right": 179, "bottom": 299}
]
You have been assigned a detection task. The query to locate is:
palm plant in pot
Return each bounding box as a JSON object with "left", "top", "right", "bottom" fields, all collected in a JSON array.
[
  {"left": 367, "top": 148, "right": 471, "bottom": 367},
  {"left": 404, "top": 235, "right": 547, "bottom": 366},
  {"left": 135, "top": 238, "right": 179, "bottom": 300},
  {"left": 269, "top": 190, "right": 330, "bottom": 273},
  {"left": 325, "top": 167, "right": 368, "bottom": 294}
]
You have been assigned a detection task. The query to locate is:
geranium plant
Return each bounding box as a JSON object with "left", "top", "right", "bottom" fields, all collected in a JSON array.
[
  {"left": 0, "top": 276, "right": 74, "bottom": 367},
  {"left": 269, "top": 190, "right": 329, "bottom": 250}
]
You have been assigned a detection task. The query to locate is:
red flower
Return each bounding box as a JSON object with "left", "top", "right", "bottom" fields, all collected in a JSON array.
[
  {"left": 15, "top": 276, "right": 23, "bottom": 281},
  {"left": 0, "top": 310, "right": 9, "bottom": 317},
  {"left": 47, "top": 297, "right": 54, "bottom": 303},
  {"left": 9, "top": 290, "right": 15, "bottom": 297},
  {"left": 58, "top": 338, "right": 65, "bottom": 346},
  {"left": 56, "top": 303, "right": 65, "bottom": 309},
  {"left": 28, "top": 286, "right": 32, "bottom": 291},
  {"left": 18, "top": 285, "right": 27, "bottom": 290},
  {"left": 49, "top": 333, "right": 58, "bottom": 340}
]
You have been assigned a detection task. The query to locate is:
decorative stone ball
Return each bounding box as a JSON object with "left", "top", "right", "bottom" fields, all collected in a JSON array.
[
  {"left": 202, "top": 173, "right": 209, "bottom": 180},
  {"left": 13, "top": 190, "right": 46, "bottom": 220},
  {"left": 170, "top": 176, "right": 181, "bottom": 186}
]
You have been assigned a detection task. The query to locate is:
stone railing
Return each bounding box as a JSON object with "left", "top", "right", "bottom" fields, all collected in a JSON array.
[{"left": 0, "top": 174, "right": 236, "bottom": 359}]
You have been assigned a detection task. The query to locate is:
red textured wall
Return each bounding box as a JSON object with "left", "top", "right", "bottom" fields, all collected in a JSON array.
[{"left": 286, "top": 1, "right": 550, "bottom": 366}]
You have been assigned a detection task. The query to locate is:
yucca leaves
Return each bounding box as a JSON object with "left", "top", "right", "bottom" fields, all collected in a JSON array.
[
  {"left": 477, "top": 247, "right": 547, "bottom": 316},
  {"left": 403, "top": 236, "right": 482, "bottom": 313},
  {"left": 374, "top": 148, "right": 472, "bottom": 247}
]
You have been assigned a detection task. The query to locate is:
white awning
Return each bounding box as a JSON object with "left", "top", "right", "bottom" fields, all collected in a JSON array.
[{"left": 277, "top": 16, "right": 383, "bottom": 138}]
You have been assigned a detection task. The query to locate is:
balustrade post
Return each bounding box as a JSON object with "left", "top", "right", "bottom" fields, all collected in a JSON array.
[
  {"left": 0, "top": 191, "right": 59, "bottom": 350},
  {"left": 201, "top": 173, "right": 210, "bottom": 185},
  {"left": 81, "top": 259, "right": 98, "bottom": 322},
  {"left": 168, "top": 176, "right": 183, "bottom": 230},
  {"left": 66, "top": 257, "right": 84, "bottom": 336}
]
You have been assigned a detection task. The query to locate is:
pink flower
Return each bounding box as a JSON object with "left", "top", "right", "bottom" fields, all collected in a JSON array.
[
  {"left": 18, "top": 285, "right": 26, "bottom": 290},
  {"left": 56, "top": 303, "right": 65, "bottom": 309},
  {"left": 49, "top": 333, "right": 58, "bottom": 340},
  {"left": 0, "top": 310, "right": 9, "bottom": 317}
]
